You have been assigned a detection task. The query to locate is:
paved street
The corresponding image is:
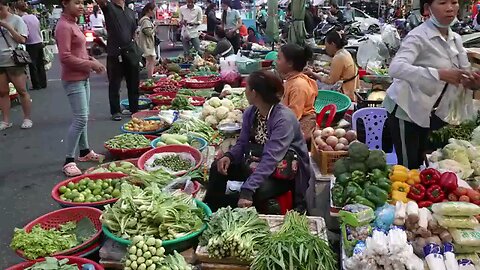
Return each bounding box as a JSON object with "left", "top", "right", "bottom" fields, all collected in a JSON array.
[{"left": 0, "top": 48, "right": 179, "bottom": 268}]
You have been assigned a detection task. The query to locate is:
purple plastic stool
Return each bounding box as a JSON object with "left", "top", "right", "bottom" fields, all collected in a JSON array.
[{"left": 351, "top": 107, "right": 398, "bottom": 165}]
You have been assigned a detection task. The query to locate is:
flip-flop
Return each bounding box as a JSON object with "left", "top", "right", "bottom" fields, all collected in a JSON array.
[
  {"left": 21, "top": 119, "right": 33, "bottom": 129},
  {"left": 78, "top": 150, "right": 105, "bottom": 163},
  {"left": 0, "top": 121, "right": 12, "bottom": 131},
  {"left": 63, "top": 162, "right": 82, "bottom": 177}
]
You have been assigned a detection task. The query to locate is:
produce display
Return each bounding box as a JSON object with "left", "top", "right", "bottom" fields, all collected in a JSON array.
[
  {"left": 57, "top": 177, "right": 123, "bottom": 203},
  {"left": 430, "top": 138, "right": 480, "bottom": 179},
  {"left": 201, "top": 97, "right": 243, "bottom": 127},
  {"left": 154, "top": 134, "right": 204, "bottom": 150},
  {"left": 167, "top": 118, "right": 220, "bottom": 144},
  {"left": 313, "top": 127, "right": 358, "bottom": 151},
  {"left": 251, "top": 211, "right": 337, "bottom": 270},
  {"left": 178, "top": 88, "right": 215, "bottom": 98},
  {"left": 171, "top": 95, "right": 194, "bottom": 110},
  {"left": 429, "top": 114, "right": 480, "bottom": 147},
  {"left": 124, "top": 235, "right": 193, "bottom": 270},
  {"left": 25, "top": 257, "right": 81, "bottom": 270},
  {"left": 332, "top": 142, "right": 390, "bottom": 208},
  {"left": 123, "top": 118, "right": 168, "bottom": 133},
  {"left": 191, "top": 54, "right": 218, "bottom": 72},
  {"left": 105, "top": 134, "right": 152, "bottom": 149},
  {"left": 224, "top": 91, "right": 249, "bottom": 111},
  {"left": 101, "top": 184, "right": 204, "bottom": 240},
  {"left": 151, "top": 154, "right": 193, "bottom": 173},
  {"left": 154, "top": 79, "right": 182, "bottom": 92},
  {"left": 10, "top": 218, "right": 97, "bottom": 259},
  {"left": 184, "top": 76, "right": 219, "bottom": 84},
  {"left": 199, "top": 207, "right": 269, "bottom": 261},
  {"left": 140, "top": 79, "right": 156, "bottom": 89}
]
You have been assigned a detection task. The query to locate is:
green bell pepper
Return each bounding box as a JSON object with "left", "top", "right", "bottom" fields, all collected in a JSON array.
[
  {"left": 364, "top": 185, "right": 389, "bottom": 207},
  {"left": 336, "top": 173, "right": 351, "bottom": 186},
  {"left": 351, "top": 170, "right": 366, "bottom": 185},
  {"left": 375, "top": 177, "right": 391, "bottom": 193},
  {"left": 344, "top": 182, "right": 363, "bottom": 201},
  {"left": 353, "top": 195, "right": 375, "bottom": 209},
  {"left": 370, "top": 168, "right": 386, "bottom": 180},
  {"left": 332, "top": 183, "right": 346, "bottom": 207}
]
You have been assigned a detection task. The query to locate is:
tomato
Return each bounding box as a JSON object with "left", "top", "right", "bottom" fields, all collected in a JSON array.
[
  {"left": 467, "top": 189, "right": 480, "bottom": 201},
  {"left": 459, "top": 195, "right": 470, "bottom": 202},
  {"left": 455, "top": 187, "right": 468, "bottom": 197},
  {"left": 447, "top": 193, "right": 458, "bottom": 201}
]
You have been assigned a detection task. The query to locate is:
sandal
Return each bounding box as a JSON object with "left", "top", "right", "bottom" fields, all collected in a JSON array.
[
  {"left": 63, "top": 162, "right": 82, "bottom": 177},
  {"left": 21, "top": 119, "right": 33, "bottom": 129},
  {"left": 78, "top": 150, "right": 105, "bottom": 163},
  {"left": 0, "top": 121, "right": 12, "bottom": 131}
]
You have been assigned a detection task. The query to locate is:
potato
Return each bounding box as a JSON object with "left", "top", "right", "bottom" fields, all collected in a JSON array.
[{"left": 313, "top": 129, "right": 322, "bottom": 139}]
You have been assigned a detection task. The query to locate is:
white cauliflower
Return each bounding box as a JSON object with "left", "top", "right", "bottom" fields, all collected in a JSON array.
[
  {"left": 221, "top": 99, "right": 235, "bottom": 111},
  {"left": 219, "top": 118, "right": 235, "bottom": 126},
  {"left": 201, "top": 105, "right": 215, "bottom": 118},
  {"left": 215, "top": 106, "right": 229, "bottom": 120},
  {"left": 208, "top": 97, "right": 222, "bottom": 108},
  {"left": 205, "top": 115, "right": 218, "bottom": 127}
]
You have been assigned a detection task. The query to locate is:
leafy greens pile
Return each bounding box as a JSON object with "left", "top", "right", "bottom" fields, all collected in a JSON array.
[
  {"left": 199, "top": 207, "right": 270, "bottom": 262},
  {"left": 167, "top": 118, "right": 220, "bottom": 144},
  {"left": 429, "top": 113, "right": 480, "bottom": 147},
  {"left": 100, "top": 183, "right": 204, "bottom": 240},
  {"left": 26, "top": 257, "right": 79, "bottom": 270}
]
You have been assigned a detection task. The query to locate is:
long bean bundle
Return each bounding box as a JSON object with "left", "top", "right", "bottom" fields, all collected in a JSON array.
[{"left": 251, "top": 211, "right": 338, "bottom": 270}]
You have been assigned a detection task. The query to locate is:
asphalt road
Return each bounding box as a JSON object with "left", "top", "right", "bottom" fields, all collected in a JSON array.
[{"left": 0, "top": 48, "right": 180, "bottom": 268}]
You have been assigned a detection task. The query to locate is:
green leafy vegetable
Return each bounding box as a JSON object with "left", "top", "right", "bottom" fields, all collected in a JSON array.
[{"left": 26, "top": 257, "right": 79, "bottom": 270}]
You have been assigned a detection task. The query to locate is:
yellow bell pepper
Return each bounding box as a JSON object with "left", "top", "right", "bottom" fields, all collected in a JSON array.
[
  {"left": 390, "top": 170, "right": 409, "bottom": 182},
  {"left": 392, "top": 181, "right": 411, "bottom": 193},
  {"left": 392, "top": 165, "right": 408, "bottom": 173},
  {"left": 391, "top": 190, "right": 409, "bottom": 203},
  {"left": 406, "top": 169, "right": 421, "bottom": 185}
]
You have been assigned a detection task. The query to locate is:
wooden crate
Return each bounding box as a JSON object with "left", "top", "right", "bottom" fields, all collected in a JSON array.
[
  {"left": 195, "top": 214, "right": 328, "bottom": 266},
  {"left": 310, "top": 139, "right": 348, "bottom": 175}
]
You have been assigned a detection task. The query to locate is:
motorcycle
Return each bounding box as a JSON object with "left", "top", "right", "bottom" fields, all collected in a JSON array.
[
  {"left": 84, "top": 28, "right": 107, "bottom": 57},
  {"left": 313, "top": 16, "right": 342, "bottom": 44}
]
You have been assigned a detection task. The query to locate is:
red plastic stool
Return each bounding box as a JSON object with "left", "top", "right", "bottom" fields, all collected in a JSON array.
[
  {"left": 316, "top": 104, "right": 337, "bottom": 128},
  {"left": 276, "top": 191, "right": 293, "bottom": 214}
]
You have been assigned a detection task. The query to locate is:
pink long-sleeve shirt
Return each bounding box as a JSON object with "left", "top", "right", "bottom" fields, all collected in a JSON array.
[{"left": 55, "top": 13, "right": 91, "bottom": 81}]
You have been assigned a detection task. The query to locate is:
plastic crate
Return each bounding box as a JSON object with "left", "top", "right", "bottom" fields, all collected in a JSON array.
[
  {"left": 310, "top": 138, "right": 348, "bottom": 175},
  {"left": 236, "top": 60, "right": 261, "bottom": 74}
]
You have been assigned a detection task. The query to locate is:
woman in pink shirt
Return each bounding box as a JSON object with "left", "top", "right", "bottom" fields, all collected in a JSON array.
[{"left": 55, "top": 0, "right": 106, "bottom": 176}]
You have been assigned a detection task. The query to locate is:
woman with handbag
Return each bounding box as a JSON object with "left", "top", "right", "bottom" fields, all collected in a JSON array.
[
  {"left": 276, "top": 44, "right": 318, "bottom": 143},
  {"left": 384, "top": 0, "right": 480, "bottom": 169},
  {"left": 204, "top": 70, "right": 312, "bottom": 213},
  {"left": 56, "top": 0, "right": 107, "bottom": 176},
  {"left": 0, "top": 0, "right": 32, "bottom": 130},
  {"left": 137, "top": 3, "right": 156, "bottom": 78}
]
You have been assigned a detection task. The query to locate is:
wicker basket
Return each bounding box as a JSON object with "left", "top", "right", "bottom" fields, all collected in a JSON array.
[{"left": 311, "top": 139, "right": 348, "bottom": 175}]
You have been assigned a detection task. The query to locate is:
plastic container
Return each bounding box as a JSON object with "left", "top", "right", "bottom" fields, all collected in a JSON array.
[
  {"left": 137, "top": 145, "right": 203, "bottom": 176},
  {"left": 104, "top": 135, "right": 157, "bottom": 159},
  {"left": 102, "top": 199, "right": 212, "bottom": 253},
  {"left": 120, "top": 98, "right": 152, "bottom": 110},
  {"left": 121, "top": 120, "right": 170, "bottom": 135},
  {"left": 183, "top": 76, "right": 221, "bottom": 89},
  {"left": 6, "top": 256, "right": 104, "bottom": 270},
  {"left": 84, "top": 158, "right": 139, "bottom": 174},
  {"left": 150, "top": 136, "right": 208, "bottom": 152},
  {"left": 314, "top": 90, "right": 352, "bottom": 113},
  {"left": 16, "top": 207, "right": 103, "bottom": 259},
  {"left": 148, "top": 92, "right": 177, "bottom": 106},
  {"left": 51, "top": 173, "right": 127, "bottom": 207}
]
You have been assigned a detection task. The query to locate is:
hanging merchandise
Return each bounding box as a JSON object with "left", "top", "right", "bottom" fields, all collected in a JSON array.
[{"left": 287, "top": 0, "right": 307, "bottom": 45}]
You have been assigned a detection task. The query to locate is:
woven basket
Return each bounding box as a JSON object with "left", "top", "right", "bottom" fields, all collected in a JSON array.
[{"left": 311, "top": 138, "right": 348, "bottom": 175}]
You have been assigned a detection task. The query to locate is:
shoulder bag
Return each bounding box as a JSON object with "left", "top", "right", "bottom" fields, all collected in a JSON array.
[{"left": 0, "top": 27, "right": 31, "bottom": 65}]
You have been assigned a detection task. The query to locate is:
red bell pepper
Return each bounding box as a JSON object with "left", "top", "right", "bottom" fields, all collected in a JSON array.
[
  {"left": 439, "top": 172, "right": 458, "bottom": 193},
  {"left": 426, "top": 185, "right": 445, "bottom": 203},
  {"left": 418, "top": 201, "right": 433, "bottom": 208},
  {"left": 420, "top": 168, "right": 441, "bottom": 186},
  {"left": 408, "top": 184, "right": 426, "bottom": 201}
]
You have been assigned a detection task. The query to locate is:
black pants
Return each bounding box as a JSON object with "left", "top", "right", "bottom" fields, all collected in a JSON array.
[
  {"left": 204, "top": 162, "right": 292, "bottom": 213},
  {"left": 26, "top": 43, "right": 47, "bottom": 89},
  {"left": 107, "top": 55, "right": 140, "bottom": 115},
  {"left": 387, "top": 106, "right": 447, "bottom": 169},
  {"left": 227, "top": 33, "right": 241, "bottom": 54}
]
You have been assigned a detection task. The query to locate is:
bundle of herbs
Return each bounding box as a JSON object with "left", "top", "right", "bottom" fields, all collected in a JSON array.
[
  {"left": 429, "top": 113, "right": 480, "bottom": 148},
  {"left": 251, "top": 211, "right": 337, "bottom": 270},
  {"left": 100, "top": 183, "right": 204, "bottom": 240},
  {"left": 199, "top": 207, "right": 269, "bottom": 261}
]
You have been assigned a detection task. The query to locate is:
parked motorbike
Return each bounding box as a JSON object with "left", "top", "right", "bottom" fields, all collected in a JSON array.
[
  {"left": 313, "top": 16, "right": 342, "bottom": 44},
  {"left": 452, "top": 20, "right": 475, "bottom": 35},
  {"left": 84, "top": 28, "right": 107, "bottom": 57}
]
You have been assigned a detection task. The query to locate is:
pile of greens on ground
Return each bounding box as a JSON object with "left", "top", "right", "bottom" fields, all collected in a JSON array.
[
  {"left": 105, "top": 134, "right": 152, "bottom": 149},
  {"left": 10, "top": 218, "right": 97, "bottom": 260},
  {"left": 100, "top": 183, "right": 204, "bottom": 240},
  {"left": 199, "top": 207, "right": 269, "bottom": 261},
  {"left": 26, "top": 257, "right": 80, "bottom": 270},
  {"left": 429, "top": 113, "right": 480, "bottom": 147},
  {"left": 168, "top": 118, "right": 220, "bottom": 144},
  {"left": 251, "top": 211, "right": 337, "bottom": 270},
  {"left": 171, "top": 96, "right": 194, "bottom": 110}
]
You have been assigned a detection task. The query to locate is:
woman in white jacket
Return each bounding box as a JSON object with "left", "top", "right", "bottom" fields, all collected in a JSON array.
[{"left": 384, "top": 0, "right": 480, "bottom": 169}]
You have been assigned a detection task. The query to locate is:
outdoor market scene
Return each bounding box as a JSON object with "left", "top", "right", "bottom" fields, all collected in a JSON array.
[{"left": 5, "top": 0, "right": 480, "bottom": 268}]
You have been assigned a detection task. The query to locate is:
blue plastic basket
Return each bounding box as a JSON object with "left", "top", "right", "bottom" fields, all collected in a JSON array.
[
  {"left": 120, "top": 98, "right": 152, "bottom": 110},
  {"left": 179, "top": 63, "right": 192, "bottom": 69},
  {"left": 150, "top": 136, "right": 208, "bottom": 152}
]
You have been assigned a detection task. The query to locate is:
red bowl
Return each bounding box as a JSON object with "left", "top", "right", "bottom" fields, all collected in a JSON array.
[
  {"left": 6, "top": 256, "right": 104, "bottom": 270},
  {"left": 51, "top": 173, "right": 127, "bottom": 207},
  {"left": 190, "top": 96, "right": 206, "bottom": 106},
  {"left": 148, "top": 92, "right": 177, "bottom": 106},
  {"left": 261, "top": 60, "right": 274, "bottom": 67},
  {"left": 105, "top": 135, "right": 157, "bottom": 159},
  {"left": 138, "top": 145, "right": 203, "bottom": 176},
  {"left": 84, "top": 158, "right": 139, "bottom": 174},
  {"left": 16, "top": 207, "right": 103, "bottom": 259},
  {"left": 131, "top": 110, "right": 161, "bottom": 120},
  {"left": 182, "top": 76, "right": 221, "bottom": 89}
]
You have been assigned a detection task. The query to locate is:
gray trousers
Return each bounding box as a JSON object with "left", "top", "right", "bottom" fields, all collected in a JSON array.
[{"left": 63, "top": 80, "right": 90, "bottom": 158}]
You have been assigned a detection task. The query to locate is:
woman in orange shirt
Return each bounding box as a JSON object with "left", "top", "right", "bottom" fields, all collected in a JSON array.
[{"left": 276, "top": 44, "right": 318, "bottom": 142}]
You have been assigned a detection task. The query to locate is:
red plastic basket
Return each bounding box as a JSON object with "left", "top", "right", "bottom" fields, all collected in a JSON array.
[
  {"left": 104, "top": 135, "right": 157, "bottom": 159},
  {"left": 131, "top": 110, "right": 161, "bottom": 120},
  {"left": 138, "top": 145, "right": 203, "bottom": 176},
  {"left": 189, "top": 96, "right": 206, "bottom": 106},
  {"left": 6, "top": 256, "right": 104, "bottom": 270},
  {"left": 261, "top": 60, "right": 274, "bottom": 68},
  {"left": 51, "top": 173, "right": 127, "bottom": 207},
  {"left": 84, "top": 158, "right": 139, "bottom": 174},
  {"left": 16, "top": 207, "right": 103, "bottom": 259},
  {"left": 182, "top": 76, "right": 221, "bottom": 89},
  {"left": 148, "top": 92, "right": 177, "bottom": 106}
]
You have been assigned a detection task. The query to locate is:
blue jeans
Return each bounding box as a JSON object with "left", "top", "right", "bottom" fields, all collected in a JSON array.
[
  {"left": 63, "top": 80, "right": 90, "bottom": 158},
  {"left": 182, "top": 37, "right": 201, "bottom": 55}
]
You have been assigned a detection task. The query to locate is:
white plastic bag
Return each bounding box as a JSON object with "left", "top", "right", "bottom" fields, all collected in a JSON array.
[
  {"left": 144, "top": 152, "right": 196, "bottom": 175},
  {"left": 436, "top": 85, "right": 475, "bottom": 126}
]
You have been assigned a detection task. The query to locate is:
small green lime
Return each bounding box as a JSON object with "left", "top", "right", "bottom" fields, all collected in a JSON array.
[
  {"left": 59, "top": 186, "right": 68, "bottom": 194},
  {"left": 102, "top": 182, "right": 110, "bottom": 189},
  {"left": 88, "top": 182, "right": 96, "bottom": 190},
  {"left": 92, "top": 189, "right": 102, "bottom": 196},
  {"left": 84, "top": 189, "right": 92, "bottom": 194},
  {"left": 112, "top": 189, "right": 121, "bottom": 198},
  {"left": 67, "top": 182, "right": 75, "bottom": 189},
  {"left": 105, "top": 186, "right": 113, "bottom": 194},
  {"left": 94, "top": 195, "right": 103, "bottom": 201},
  {"left": 79, "top": 179, "right": 88, "bottom": 186}
]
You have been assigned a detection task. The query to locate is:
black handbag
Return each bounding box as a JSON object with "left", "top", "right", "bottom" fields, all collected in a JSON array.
[
  {"left": 0, "top": 28, "right": 31, "bottom": 65},
  {"left": 245, "top": 144, "right": 299, "bottom": 181}
]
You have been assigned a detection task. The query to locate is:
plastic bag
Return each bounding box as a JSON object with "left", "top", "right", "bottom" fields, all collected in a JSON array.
[
  {"left": 433, "top": 214, "right": 479, "bottom": 229},
  {"left": 455, "top": 244, "right": 480, "bottom": 253},
  {"left": 381, "top": 24, "right": 401, "bottom": 50},
  {"left": 450, "top": 228, "right": 480, "bottom": 246},
  {"left": 357, "top": 34, "right": 390, "bottom": 69},
  {"left": 144, "top": 152, "right": 196, "bottom": 175},
  {"left": 374, "top": 204, "right": 395, "bottom": 231},
  {"left": 225, "top": 181, "right": 243, "bottom": 194},
  {"left": 431, "top": 202, "right": 480, "bottom": 216},
  {"left": 162, "top": 176, "right": 196, "bottom": 195},
  {"left": 436, "top": 85, "right": 475, "bottom": 126}
]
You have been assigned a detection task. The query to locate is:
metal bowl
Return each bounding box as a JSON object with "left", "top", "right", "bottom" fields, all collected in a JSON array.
[{"left": 217, "top": 122, "right": 242, "bottom": 134}]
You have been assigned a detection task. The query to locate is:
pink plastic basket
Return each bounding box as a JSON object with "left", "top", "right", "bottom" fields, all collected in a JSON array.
[
  {"left": 6, "top": 256, "right": 104, "bottom": 270},
  {"left": 148, "top": 92, "right": 177, "bottom": 106},
  {"left": 16, "top": 207, "right": 103, "bottom": 259},
  {"left": 138, "top": 145, "right": 203, "bottom": 176},
  {"left": 182, "top": 76, "right": 221, "bottom": 89}
]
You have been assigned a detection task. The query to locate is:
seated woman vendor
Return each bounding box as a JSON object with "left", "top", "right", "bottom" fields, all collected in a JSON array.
[
  {"left": 305, "top": 31, "right": 359, "bottom": 101},
  {"left": 204, "top": 70, "right": 311, "bottom": 213},
  {"left": 276, "top": 44, "right": 318, "bottom": 142},
  {"left": 212, "top": 26, "right": 234, "bottom": 58}
]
